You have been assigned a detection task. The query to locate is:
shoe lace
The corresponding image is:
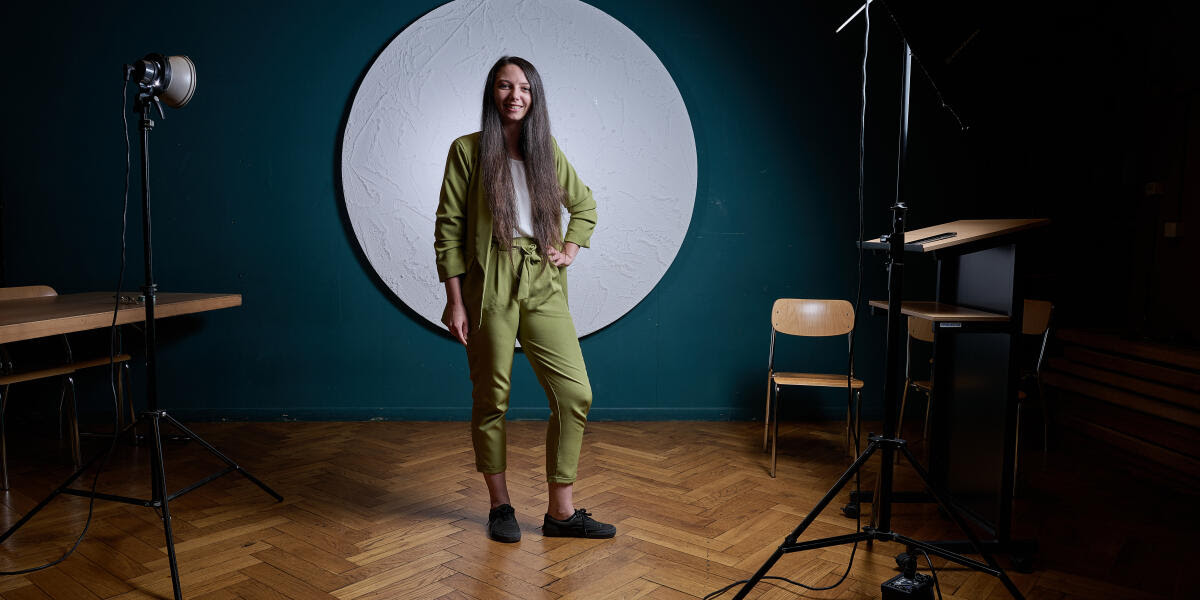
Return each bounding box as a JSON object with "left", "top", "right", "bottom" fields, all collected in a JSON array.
[{"left": 574, "top": 509, "right": 600, "bottom": 528}]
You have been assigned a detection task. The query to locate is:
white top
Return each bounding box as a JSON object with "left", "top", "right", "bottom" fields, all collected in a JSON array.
[{"left": 509, "top": 159, "right": 535, "bottom": 238}]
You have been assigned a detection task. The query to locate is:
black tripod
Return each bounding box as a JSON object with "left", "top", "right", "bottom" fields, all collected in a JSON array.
[
  {"left": 0, "top": 88, "right": 281, "bottom": 600},
  {"left": 732, "top": 40, "right": 1024, "bottom": 600}
]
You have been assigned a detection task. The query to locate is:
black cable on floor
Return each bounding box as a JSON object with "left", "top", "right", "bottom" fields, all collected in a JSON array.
[{"left": 919, "top": 548, "right": 945, "bottom": 600}]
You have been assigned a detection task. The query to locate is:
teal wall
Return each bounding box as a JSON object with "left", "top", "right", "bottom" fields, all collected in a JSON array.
[{"left": 2, "top": 1, "right": 901, "bottom": 421}]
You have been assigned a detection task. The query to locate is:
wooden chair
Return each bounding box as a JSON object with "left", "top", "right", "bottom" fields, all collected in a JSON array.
[
  {"left": 0, "top": 286, "right": 134, "bottom": 490},
  {"left": 763, "top": 299, "right": 863, "bottom": 478},
  {"left": 897, "top": 316, "right": 935, "bottom": 444},
  {"left": 1017, "top": 299, "right": 1054, "bottom": 456}
]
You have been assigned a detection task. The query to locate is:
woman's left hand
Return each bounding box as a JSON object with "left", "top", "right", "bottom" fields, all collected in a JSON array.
[{"left": 547, "top": 242, "right": 579, "bottom": 267}]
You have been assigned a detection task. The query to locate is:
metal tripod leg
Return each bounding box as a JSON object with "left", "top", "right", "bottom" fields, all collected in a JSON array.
[
  {"left": 0, "top": 418, "right": 130, "bottom": 544},
  {"left": 733, "top": 436, "right": 1026, "bottom": 600},
  {"left": 149, "top": 413, "right": 183, "bottom": 600},
  {"left": 898, "top": 444, "right": 1025, "bottom": 598},
  {"left": 159, "top": 413, "right": 282, "bottom": 502},
  {"left": 1, "top": 411, "right": 282, "bottom": 600},
  {"left": 733, "top": 440, "right": 881, "bottom": 599}
]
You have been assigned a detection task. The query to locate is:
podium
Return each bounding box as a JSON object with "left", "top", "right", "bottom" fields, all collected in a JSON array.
[{"left": 863, "top": 218, "right": 1048, "bottom": 564}]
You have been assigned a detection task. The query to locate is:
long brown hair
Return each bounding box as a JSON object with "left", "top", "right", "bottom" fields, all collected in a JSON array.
[{"left": 479, "top": 56, "right": 564, "bottom": 255}]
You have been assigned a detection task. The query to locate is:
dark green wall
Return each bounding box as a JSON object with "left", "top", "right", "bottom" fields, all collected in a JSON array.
[{"left": 0, "top": 1, "right": 948, "bottom": 422}]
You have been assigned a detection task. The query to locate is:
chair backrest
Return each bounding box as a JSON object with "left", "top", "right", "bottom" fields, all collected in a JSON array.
[
  {"left": 771, "top": 299, "right": 855, "bottom": 337},
  {"left": 0, "top": 285, "right": 57, "bottom": 301},
  {"left": 1022, "top": 300, "right": 1053, "bottom": 336},
  {"left": 908, "top": 316, "right": 935, "bottom": 343},
  {"left": 1022, "top": 299, "right": 1054, "bottom": 374}
]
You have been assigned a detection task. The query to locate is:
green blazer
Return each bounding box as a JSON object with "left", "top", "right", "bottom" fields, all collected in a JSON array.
[{"left": 434, "top": 132, "right": 598, "bottom": 301}]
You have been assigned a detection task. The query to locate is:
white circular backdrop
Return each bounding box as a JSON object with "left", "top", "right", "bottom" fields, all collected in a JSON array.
[{"left": 341, "top": 0, "right": 697, "bottom": 337}]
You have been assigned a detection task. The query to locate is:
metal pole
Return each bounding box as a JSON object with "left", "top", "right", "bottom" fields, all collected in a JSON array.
[
  {"left": 894, "top": 43, "right": 912, "bottom": 209},
  {"left": 137, "top": 101, "right": 159, "bottom": 413},
  {"left": 877, "top": 41, "right": 913, "bottom": 534}
]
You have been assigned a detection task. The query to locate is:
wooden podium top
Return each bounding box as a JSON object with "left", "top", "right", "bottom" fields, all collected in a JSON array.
[
  {"left": 868, "top": 300, "right": 1009, "bottom": 322},
  {"left": 0, "top": 292, "right": 242, "bottom": 343},
  {"left": 861, "top": 218, "right": 1049, "bottom": 253}
]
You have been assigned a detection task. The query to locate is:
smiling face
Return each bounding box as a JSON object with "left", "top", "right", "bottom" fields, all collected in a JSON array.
[{"left": 492, "top": 63, "right": 531, "bottom": 125}]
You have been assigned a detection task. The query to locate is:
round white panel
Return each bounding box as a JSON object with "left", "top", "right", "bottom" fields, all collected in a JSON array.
[{"left": 342, "top": 0, "right": 696, "bottom": 337}]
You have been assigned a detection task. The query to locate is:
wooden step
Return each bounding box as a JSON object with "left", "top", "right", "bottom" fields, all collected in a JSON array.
[{"left": 1043, "top": 329, "right": 1200, "bottom": 481}]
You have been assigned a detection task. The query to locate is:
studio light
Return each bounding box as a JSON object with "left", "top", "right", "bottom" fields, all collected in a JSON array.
[
  {"left": 0, "top": 52, "right": 278, "bottom": 600},
  {"left": 127, "top": 53, "right": 197, "bottom": 108}
]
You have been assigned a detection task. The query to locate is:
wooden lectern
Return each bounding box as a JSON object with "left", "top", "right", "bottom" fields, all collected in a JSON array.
[{"left": 864, "top": 218, "right": 1049, "bottom": 563}]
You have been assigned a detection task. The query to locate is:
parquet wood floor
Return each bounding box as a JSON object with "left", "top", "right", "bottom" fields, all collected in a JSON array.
[{"left": 0, "top": 421, "right": 1188, "bottom": 599}]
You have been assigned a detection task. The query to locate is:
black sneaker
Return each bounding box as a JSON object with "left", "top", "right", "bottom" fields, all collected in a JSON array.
[
  {"left": 542, "top": 509, "right": 616, "bottom": 539},
  {"left": 487, "top": 504, "right": 521, "bottom": 543}
]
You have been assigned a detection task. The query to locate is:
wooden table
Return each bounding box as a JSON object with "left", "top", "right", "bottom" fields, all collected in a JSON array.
[{"left": 0, "top": 292, "right": 242, "bottom": 343}]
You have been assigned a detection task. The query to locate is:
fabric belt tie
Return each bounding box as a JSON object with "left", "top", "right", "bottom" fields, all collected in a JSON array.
[{"left": 514, "top": 241, "right": 541, "bottom": 303}]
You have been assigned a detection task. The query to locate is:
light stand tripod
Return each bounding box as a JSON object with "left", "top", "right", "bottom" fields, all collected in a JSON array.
[
  {"left": 0, "top": 68, "right": 282, "bottom": 600},
  {"left": 731, "top": 37, "right": 1025, "bottom": 600}
]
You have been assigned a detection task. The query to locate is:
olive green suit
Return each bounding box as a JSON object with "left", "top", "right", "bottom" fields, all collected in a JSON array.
[{"left": 434, "top": 132, "right": 597, "bottom": 483}]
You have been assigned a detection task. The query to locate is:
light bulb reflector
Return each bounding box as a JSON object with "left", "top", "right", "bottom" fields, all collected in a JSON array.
[{"left": 162, "top": 55, "right": 196, "bottom": 108}]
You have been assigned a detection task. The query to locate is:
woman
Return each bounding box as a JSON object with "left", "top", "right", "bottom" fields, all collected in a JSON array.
[{"left": 434, "top": 56, "right": 614, "bottom": 543}]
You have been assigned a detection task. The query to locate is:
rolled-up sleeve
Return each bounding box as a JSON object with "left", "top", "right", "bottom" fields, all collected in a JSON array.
[
  {"left": 434, "top": 139, "right": 470, "bottom": 281},
  {"left": 554, "top": 138, "right": 597, "bottom": 248}
]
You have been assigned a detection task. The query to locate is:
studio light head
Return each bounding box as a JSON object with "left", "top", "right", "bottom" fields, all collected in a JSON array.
[{"left": 126, "top": 54, "right": 196, "bottom": 109}]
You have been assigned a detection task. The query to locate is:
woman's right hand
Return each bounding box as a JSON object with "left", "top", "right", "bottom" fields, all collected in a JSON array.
[{"left": 442, "top": 300, "right": 469, "bottom": 346}]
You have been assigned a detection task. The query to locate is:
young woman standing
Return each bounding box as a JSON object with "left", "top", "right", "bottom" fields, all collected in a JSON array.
[{"left": 434, "top": 56, "right": 614, "bottom": 543}]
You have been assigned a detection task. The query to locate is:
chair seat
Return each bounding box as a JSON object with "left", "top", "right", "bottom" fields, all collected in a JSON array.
[
  {"left": 0, "top": 354, "right": 132, "bottom": 386},
  {"left": 773, "top": 372, "right": 864, "bottom": 389},
  {"left": 912, "top": 380, "right": 932, "bottom": 392}
]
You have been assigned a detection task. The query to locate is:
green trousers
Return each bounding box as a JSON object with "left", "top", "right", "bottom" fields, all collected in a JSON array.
[{"left": 463, "top": 238, "right": 592, "bottom": 484}]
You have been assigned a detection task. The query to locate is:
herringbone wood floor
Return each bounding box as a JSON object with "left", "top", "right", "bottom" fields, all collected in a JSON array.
[{"left": 0, "top": 421, "right": 1182, "bottom": 599}]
